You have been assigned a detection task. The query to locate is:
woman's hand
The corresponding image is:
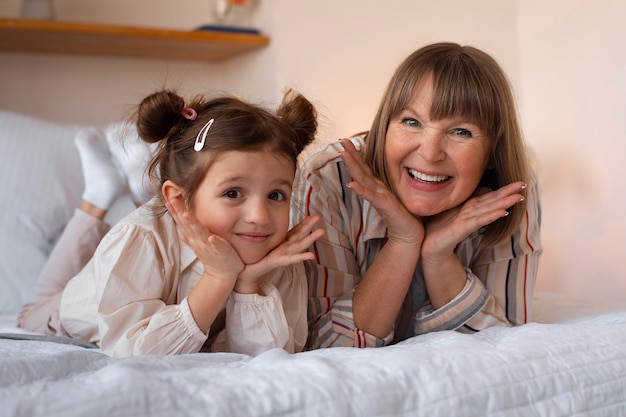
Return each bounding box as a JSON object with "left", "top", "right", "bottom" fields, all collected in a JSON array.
[
  {"left": 167, "top": 197, "right": 244, "bottom": 283},
  {"left": 340, "top": 139, "right": 424, "bottom": 337},
  {"left": 417, "top": 181, "right": 526, "bottom": 309},
  {"left": 236, "top": 215, "right": 325, "bottom": 293},
  {"left": 422, "top": 181, "right": 526, "bottom": 264},
  {"left": 340, "top": 139, "right": 424, "bottom": 249}
]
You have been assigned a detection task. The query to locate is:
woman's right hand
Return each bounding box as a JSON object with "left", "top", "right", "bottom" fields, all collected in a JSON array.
[
  {"left": 339, "top": 139, "right": 424, "bottom": 248},
  {"left": 340, "top": 139, "right": 423, "bottom": 338}
]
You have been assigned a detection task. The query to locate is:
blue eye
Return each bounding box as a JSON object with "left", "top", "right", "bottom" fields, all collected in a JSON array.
[
  {"left": 224, "top": 189, "right": 243, "bottom": 199},
  {"left": 402, "top": 117, "right": 420, "bottom": 128},
  {"left": 452, "top": 128, "right": 473, "bottom": 138}
]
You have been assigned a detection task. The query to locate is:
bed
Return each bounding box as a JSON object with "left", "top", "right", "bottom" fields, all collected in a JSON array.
[{"left": 1, "top": 110, "right": 625, "bottom": 416}]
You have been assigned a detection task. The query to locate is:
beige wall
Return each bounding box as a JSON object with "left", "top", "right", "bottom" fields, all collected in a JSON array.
[
  {"left": 0, "top": 0, "right": 274, "bottom": 124},
  {"left": 0, "top": 0, "right": 519, "bottom": 131},
  {"left": 269, "top": 0, "right": 519, "bottom": 145},
  {"left": 1, "top": 0, "right": 624, "bottom": 305},
  {"left": 516, "top": 0, "right": 626, "bottom": 304}
]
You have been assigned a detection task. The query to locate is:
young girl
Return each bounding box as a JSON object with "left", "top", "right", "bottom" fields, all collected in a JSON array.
[{"left": 18, "top": 88, "right": 323, "bottom": 357}]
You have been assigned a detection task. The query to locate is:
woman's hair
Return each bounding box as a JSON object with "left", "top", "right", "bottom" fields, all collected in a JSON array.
[
  {"left": 363, "top": 42, "right": 530, "bottom": 247},
  {"left": 135, "top": 89, "right": 317, "bottom": 210}
]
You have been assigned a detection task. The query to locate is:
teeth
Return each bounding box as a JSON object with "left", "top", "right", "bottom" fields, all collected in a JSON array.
[{"left": 408, "top": 169, "right": 449, "bottom": 183}]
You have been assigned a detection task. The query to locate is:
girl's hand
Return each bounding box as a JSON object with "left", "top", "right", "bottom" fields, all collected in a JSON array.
[
  {"left": 340, "top": 138, "right": 424, "bottom": 248},
  {"left": 236, "top": 215, "right": 325, "bottom": 291},
  {"left": 166, "top": 197, "right": 244, "bottom": 283},
  {"left": 421, "top": 181, "right": 526, "bottom": 264}
]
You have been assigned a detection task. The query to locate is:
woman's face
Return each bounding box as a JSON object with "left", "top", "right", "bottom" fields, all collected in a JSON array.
[
  {"left": 384, "top": 76, "right": 492, "bottom": 217},
  {"left": 190, "top": 149, "right": 294, "bottom": 264}
]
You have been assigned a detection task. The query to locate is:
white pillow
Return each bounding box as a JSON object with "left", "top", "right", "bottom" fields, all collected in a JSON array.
[
  {"left": 0, "top": 111, "right": 85, "bottom": 314},
  {"left": 0, "top": 111, "right": 139, "bottom": 315}
]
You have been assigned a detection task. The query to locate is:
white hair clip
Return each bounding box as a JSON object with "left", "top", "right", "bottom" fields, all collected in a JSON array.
[{"left": 194, "top": 118, "right": 214, "bottom": 152}]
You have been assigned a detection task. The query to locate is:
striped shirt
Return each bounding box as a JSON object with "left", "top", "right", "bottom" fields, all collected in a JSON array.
[{"left": 291, "top": 137, "right": 542, "bottom": 349}]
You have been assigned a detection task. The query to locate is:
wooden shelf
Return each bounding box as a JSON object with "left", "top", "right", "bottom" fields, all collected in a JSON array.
[{"left": 0, "top": 18, "right": 270, "bottom": 62}]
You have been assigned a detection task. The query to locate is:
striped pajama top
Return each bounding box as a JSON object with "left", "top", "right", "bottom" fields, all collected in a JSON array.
[{"left": 291, "top": 137, "right": 543, "bottom": 349}]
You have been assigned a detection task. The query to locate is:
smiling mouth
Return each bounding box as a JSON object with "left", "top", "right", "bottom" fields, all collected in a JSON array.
[
  {"left": 407, "top": 168, "right": 450, "bottom": 184},
  {"left": 237, "top": 233, "right": 270, "bottom": 242}
]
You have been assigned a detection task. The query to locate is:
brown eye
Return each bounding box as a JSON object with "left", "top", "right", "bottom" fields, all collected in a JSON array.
[
  {"left": 224, "top": 189, "right": 243, "bottom": 199},
  {"left": 268, "top": 191, "right": 287, "bottom": 202}
]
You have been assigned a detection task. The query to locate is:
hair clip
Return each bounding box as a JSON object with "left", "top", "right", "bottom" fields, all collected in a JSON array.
[
  {"left": 194, "top": 118, "right": 214, "bottom": 152},
  {"left": 181, "top": 107, "right": 197, "bottom": 120}
]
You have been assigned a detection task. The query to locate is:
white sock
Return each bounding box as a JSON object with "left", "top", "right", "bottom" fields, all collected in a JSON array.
[
  {"left": 74, "top": 128, "right": 125, "bottom": 211},
  {"left": 105, "top": 122, "right": 157, "bottom": 205}
]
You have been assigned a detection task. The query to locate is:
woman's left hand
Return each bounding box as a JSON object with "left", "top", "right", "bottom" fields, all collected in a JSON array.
[
  {"left": 418, "top": 182, "right": 525, "bottom": 308},
  {"left": 421, "top": 181, "right": 526, "bottom": 263}
]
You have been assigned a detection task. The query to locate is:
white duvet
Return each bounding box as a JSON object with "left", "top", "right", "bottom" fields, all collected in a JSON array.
[{"left": 2, "top": 310, "right": 626, "bottom": 417}]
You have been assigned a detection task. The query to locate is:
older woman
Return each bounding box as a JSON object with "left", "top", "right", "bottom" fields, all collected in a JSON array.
[{"left": 293, "top": 42, "right": 542, "bottom": 349}]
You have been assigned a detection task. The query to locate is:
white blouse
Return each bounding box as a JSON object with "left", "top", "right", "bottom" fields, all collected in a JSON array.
[{"left": 59, "top": 199, "right": 307, "bottom": 357}]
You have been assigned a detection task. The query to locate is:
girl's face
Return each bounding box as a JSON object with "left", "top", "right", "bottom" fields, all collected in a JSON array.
[
  {"left": 190, "top": 149, "right": 294, "bottom": 264},
  {"left": 384, "top": 76, "right": 492, "bottom": 217}
]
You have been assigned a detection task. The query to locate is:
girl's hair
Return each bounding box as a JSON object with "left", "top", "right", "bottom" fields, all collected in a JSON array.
[
  {"left": 363, "top": 42, "right": 530, "bottom": 247},
  {"left": 135, "top": 89, "right": 317, "bottom": 210}
]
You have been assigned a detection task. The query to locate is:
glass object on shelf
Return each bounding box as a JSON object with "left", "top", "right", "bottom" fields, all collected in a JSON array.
[
  {"left": 21, "top": 0, "right": 56, "bottom": 20},
  {"left": 213, "top": 0, "right": 254, "bottom": 27}
]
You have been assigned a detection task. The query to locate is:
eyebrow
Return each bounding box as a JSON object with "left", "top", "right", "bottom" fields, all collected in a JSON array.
[{"left": 273, "top": 179, "right": 294, "bottom": 189}]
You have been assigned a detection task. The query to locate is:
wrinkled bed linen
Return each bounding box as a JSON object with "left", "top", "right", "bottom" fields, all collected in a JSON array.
[{"left": 1, "top": 311, "right": 625, "bottom": 417}]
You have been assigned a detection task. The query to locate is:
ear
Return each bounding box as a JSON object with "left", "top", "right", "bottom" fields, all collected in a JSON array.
[{"left": 162, "top": 180, "right": 186, "bottom": 206}]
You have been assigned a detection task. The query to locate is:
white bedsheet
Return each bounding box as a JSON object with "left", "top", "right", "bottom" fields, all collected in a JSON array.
[{"left": 2, "top": 310, "right": 626, "bottom": 417}]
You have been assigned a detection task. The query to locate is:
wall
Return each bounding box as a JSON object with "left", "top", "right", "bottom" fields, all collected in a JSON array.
[
  {"left": 0, "top": 0, "right": 274, "bottom": 125},
  {"left": 0, "top": 0, "right": 519, "bottom": 134},
  {"left": 268, "top": 0, "right": 519, "bottom": 145},
  {"left": 1, "top": 0, "right": 625, "bottom": 307},
  {"left": 516, "top": 0, "right": 626, "bottom": 305}
]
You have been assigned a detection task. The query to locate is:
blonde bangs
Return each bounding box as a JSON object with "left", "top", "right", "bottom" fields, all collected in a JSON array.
[{"left": 429, "top": 66, "right": 500, "bottom": 140}]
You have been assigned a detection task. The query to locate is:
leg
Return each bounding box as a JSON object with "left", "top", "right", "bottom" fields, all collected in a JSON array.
[
  {"left": 34, "top": 126, "right": 123, "bottom": 298},
  {"left": 18, "top": 209, "right": 110, "bottom": 334},
  {"left": 17, "top": 129, "right": 124, "bottom": 334}
]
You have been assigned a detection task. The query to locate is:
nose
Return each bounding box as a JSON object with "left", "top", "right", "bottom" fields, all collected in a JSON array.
[
  {"left": 244, "top": 199, "right": 272, "bottom": 225},
  {"left": 416, "top": 128, "right": 446, "bottom": 162}
]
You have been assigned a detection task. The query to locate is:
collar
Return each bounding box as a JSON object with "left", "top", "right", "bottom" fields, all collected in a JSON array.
[
  {"left": 180, "top": 239, "right": 199, "bottom": 271},
  {"left": 360, "top": 198, "right": 389, "bottom": 242}
]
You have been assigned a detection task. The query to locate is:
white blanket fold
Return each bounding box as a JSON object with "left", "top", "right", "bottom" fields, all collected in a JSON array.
[{"left": 1, "top": 311, "right": 625, "bottom": 417}]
